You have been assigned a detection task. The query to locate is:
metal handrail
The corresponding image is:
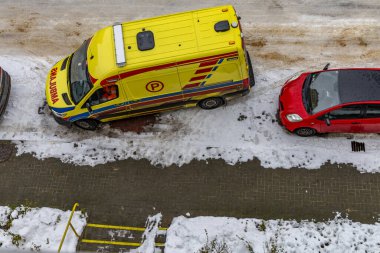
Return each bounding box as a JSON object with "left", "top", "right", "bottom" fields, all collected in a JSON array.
[
  {"left": 58, "top": 203, "right": 80, "bottom": 253},
  {"left": 81, "top": 223, "right": 167, "bottom": 248}
]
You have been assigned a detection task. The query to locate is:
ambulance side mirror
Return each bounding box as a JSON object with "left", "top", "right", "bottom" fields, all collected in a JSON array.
[{"left": 85, "top": 102, "right": 92, "bottom": 113}]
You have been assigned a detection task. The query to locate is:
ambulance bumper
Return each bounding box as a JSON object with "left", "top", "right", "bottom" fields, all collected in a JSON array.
[
  {"left": 241, "top": 88, "right": 250, "bottom": 96},
  {"left": 223, "top": 88, "right": 250, "bottom": 101},
  {"left": 52, "top": 113, "right": 72, "bottom": 127}
]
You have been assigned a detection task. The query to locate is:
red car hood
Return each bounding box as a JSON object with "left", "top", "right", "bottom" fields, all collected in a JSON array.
[{"left": 280, "top": 73, "right": 309, "bottom": 118}]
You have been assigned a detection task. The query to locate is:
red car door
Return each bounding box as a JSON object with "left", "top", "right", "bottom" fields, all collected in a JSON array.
[
  {"left": 319, "top": 105, "right": 364, "bottom": 133},
  {"left": 361, "top": 104, "right": 380, "bottom": 133}
]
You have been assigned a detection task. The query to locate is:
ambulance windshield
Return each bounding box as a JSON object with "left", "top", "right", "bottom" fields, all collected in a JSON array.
[{"left": 69, "top": 40, "right": 93, "bottom": 104}]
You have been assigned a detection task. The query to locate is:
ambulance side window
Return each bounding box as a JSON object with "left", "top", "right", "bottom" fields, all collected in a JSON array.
[{"left": 87, "top": 85, "right": 119, "bottom": 106}]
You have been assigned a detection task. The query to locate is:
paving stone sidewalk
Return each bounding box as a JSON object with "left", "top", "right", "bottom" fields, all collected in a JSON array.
[{"left": 1, "top": 141, "right": 380, "bottom": 251}]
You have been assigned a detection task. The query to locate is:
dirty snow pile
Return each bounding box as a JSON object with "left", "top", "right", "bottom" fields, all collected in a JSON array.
[
  {"left": 0, "top": 205, "right": 86, "bottom": 252},
  {"left": 132, "top": 213, "right": 165, "bottom": 253},
  {"left": 1, "top": 54, "right": 380, "bottom": 172},
  {"left": 164, "top": 215, "right": 380, "bottom": 253}
]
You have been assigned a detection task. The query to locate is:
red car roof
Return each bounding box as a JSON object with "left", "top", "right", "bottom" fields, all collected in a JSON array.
[{"left": 337, "top": 69, "right": 380, "bottom": 103}]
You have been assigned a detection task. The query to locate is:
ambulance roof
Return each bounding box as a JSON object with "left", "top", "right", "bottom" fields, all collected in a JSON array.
[{"left": 87, "top": 5, "right": 241, "bottom": 83}]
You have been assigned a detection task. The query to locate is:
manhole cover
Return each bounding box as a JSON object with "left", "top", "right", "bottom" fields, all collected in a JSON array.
[
  {"left": 351, "top": 141, "right": 365, "bottom": 152},
  {"left": 0, "top": 142, "right": 13, "bottom": 162}
]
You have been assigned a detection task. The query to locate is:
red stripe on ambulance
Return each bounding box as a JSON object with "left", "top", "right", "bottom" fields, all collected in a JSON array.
[
  {"left": 190, "top": 75, "right": 207, "bottom": 82},
  {"left": 195, "top": 68, "right": 213, "bottom": 74},
  {"left": 100, "top": 52, "right": 238, "bottom": 85},
  {"left": 183, "top": 83, "right": 201, "bottom": 89},
  {"left": 199, "top": 60, "right": 218, "bottom": 67}
]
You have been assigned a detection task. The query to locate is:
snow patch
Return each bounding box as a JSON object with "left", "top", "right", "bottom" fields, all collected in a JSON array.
[
  {"left": 0, "top": 205, "right": 86, "bottom": 252},
  {"left": 165, "top": 215, "right": 380, "bottom": 253},
  {"left": 134, "top": 213, "right": 163, "bottom": 253}
]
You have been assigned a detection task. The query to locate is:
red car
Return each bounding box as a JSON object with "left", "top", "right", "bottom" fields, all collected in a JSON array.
[{"left": 278, "top": 65, "right": 380, "bottom": 136}]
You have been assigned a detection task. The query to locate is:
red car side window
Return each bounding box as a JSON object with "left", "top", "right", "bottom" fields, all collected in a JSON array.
[
  {"left": 328, "top": 105, "right": 362, "bottom": 120},
  {"left": 365, "top": 104, "right": 380, "bottom": 118}
]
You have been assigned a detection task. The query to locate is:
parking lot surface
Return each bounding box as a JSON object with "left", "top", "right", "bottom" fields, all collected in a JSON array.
[{"left": 1, "top": 141, "right": 379, "bottom": 228}]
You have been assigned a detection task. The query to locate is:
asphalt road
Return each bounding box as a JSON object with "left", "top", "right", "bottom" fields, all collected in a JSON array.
[
  {"left": 1, "top": 140, "right": 380, "bottom": 224},
  {"left": 1, "top": 141, "right": 380, "bottom": 251}
]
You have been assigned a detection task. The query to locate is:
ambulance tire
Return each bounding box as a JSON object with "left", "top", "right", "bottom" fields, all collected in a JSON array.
[
  {"left": 198, "top": 97, "right": 225, "bottom": 110},
  {"left": 74, "top": 119, "right": 99, "bottom": 131}
]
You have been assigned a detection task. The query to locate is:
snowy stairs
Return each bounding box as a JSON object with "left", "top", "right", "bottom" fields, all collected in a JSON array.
[{"left": 77, "top": 223, "right": 166, "bottom": 252}]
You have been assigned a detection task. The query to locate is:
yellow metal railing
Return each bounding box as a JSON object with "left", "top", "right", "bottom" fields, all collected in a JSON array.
[
  {"left": 81, "top": 239, "right": 165, "bottom": 247},
  {"left": 58, "top": 203, "right": 167, "bottom": 250},
  {"left": 81, "top": 223, "right": 167, "bottom": 247},
  {"left": 58, "top": 203, "right": 80, "bottom": 253},
  {"left": 86, "top": 223, "right": 167, "bottom": 231}
]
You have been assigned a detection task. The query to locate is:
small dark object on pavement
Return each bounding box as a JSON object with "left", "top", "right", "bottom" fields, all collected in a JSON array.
[{"left": 237, "top": 114, "right": 247, "bottom": 121}]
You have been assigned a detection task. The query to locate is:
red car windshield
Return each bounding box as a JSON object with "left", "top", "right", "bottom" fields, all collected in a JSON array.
[{"left": 303, "top": 71, "right": 341, "bottom": 114}]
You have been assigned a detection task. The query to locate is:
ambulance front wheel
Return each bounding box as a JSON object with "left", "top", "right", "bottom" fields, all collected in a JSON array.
[
  {"left": 74, "top": 119, "right": 99, "bottom": 131},
  {"left": 198, "top": 97, "right": 225, "bottom": 110}
]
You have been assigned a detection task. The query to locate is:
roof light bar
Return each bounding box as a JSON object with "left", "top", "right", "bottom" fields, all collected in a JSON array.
[{"left": 113, "top": 23, "right": 126, "bottom": 67}]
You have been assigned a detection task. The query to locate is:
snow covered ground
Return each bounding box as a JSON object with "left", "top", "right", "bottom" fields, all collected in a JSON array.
[
  {"left": 2, "top": 205, "right": 380, "bottom": 253},
  {"left": 0, "top": 205, "right": 86, "bottom": 252},
  {"left": 102, "top": 213, "right": 380, "bottom": 253},
  {"left": 165, "top": 215, "right": 380, "bottom": 253},
  {"left": 0, "top": 0, "right": 380, "bottom": 172}
]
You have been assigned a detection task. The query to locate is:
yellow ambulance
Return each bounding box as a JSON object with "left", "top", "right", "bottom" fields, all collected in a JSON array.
[{"left": 45, "top": 5, "right": 255, "bottom": 130}]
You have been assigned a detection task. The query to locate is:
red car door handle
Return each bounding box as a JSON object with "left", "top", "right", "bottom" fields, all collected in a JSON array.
[{"left": 351, "top": 122, "right": 360, "bottom": 124}]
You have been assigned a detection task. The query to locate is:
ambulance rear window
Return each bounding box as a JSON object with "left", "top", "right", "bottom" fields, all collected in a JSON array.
[{"left": 137, "top": 31, "right": 155, "bottom": 51}]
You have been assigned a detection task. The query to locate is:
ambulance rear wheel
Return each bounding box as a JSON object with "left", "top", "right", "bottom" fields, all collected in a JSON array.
[
  {"left": 198, "top": 97, "right": 224, "bottom": 110},
  {"left": 74, "top": 119, "right": 99, "bottom": 131}
]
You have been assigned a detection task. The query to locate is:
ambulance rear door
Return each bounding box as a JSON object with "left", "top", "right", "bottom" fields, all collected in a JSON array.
[{"left": 178, "top": 55, "right": 242, "bottom": 99}]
